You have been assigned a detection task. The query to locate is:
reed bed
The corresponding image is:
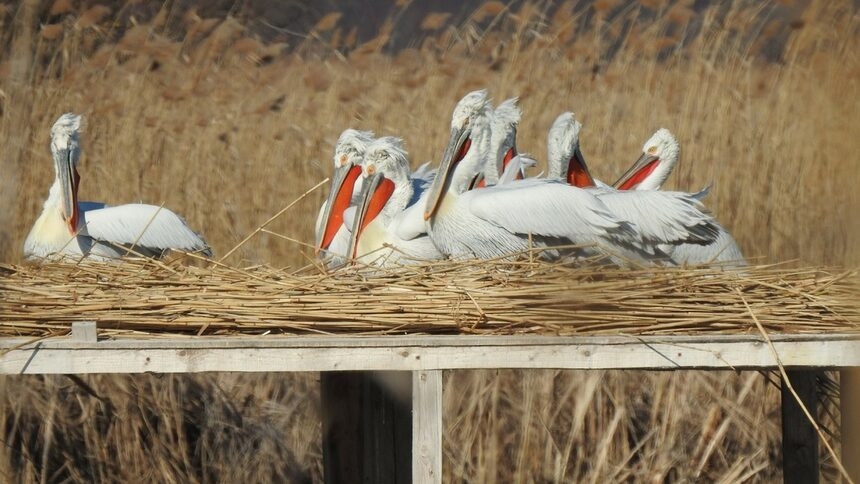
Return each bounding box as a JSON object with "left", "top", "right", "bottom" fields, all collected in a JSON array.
[
  {"left": 0, "top": 0, "right": 857, "bottom": 481},
  {"left": 1, "top": 258, "right": 857, "bottom": 338}
]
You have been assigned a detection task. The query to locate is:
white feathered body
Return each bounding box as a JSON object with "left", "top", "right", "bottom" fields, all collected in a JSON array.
[
  {"left": 354, "top": 163, "right": 442, "bottom": 266},
  {"left": 426, "top": 179, "right": 653, "bottom": 263},
  {"left": 24, "top": 182, "right": 210, "bottom": 261}
]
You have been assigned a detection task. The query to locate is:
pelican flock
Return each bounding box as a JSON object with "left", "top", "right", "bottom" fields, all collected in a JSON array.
[
  {"left": 545, "top": 111, "right": 744, "bottom": 265},
  {"left": 24, "top": 92, "right": 743, "bottom": 269},
  {"left": 24, "top": 114, "right": 210, "bottom": 261},
  {"left": 318, "top": 89, "right": 745, "bottom": 268}
]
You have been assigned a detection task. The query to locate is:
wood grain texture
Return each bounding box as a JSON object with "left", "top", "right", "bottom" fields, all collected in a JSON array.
[
  {"left": 781, "top": 370, "right": 820, "bottom": 484},
  {"left": 842, "top": 369, "right": 860, "bottom": 482},
  {"left": 321, "top": 372, "right": 412, "bottom": 484},
  {"left": 412, "top": 370, "right": 442, "bottom": 484},
  {"left": 0, "top": 334, "right": 857, "bottom": 374}
]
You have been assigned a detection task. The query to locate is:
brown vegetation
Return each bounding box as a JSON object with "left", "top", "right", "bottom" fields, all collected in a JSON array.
[{"left": 0, "top": 0, "right": 857, "bottom": 481}]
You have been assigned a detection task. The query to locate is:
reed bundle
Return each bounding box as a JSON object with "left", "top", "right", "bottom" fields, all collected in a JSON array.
[{"left": 0, "top": 258, "right": 857, "bottom": 339}]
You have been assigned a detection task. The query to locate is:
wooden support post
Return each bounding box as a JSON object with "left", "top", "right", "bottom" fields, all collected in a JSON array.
[
  {"left": 781, "top": 370, "right": 819, "bottom": 484},
  {"left": 321, "top": 371, "right": 412, "bottom": 484},
  {"left": 70, "top": 321, "right": 97, "bottom": 343},
  {"left": 842, "top": 369, "right": 860, "bottom": 481},
  {"left": 413, "top": 370, "right": 442, "bottom": 484}
]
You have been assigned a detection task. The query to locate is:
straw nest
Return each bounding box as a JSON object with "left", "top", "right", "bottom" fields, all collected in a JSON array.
[{"left": 0, "top": 257, "right": 857, "bottom": 338}]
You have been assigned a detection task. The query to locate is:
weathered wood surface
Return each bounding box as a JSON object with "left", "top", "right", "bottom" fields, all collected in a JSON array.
[
  {"left": 781, "top": 371, "right": 820, "bottom": 484},
  {"left": 321, "top": 371, "right": 412, "bottom": 484},
  {"left": 0, "top": 334, "right": 857, "bottom": 374},
  {"left": 842, "top": 369, "right": 860, "bottom": 481},
  {"left": 412, "top": 371, "right": 442, "bottom": 484}
]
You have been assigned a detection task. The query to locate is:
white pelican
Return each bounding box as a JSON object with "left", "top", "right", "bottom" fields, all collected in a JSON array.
[
  {"left": 422, "top": 90, "right": 719, "bottom": 264},
  {"left": 315, "top": 129, "right": 375, "bottom": 266},
  {"left": 471, "top": 97, "right": 527, "bottom": 188},
  {"left": 348, "top": 137, "right": 442, "bottom": 266},
  {"left": 23, "top": 114, "right": 211, "bottom": 261},
  {"left": 423, "top": 91, "right": 726, "bottom": 263},
  {"left": 547, "top": 114, "right": 745, "bottom": 266},
  {"left": 546, "top": 112, "right": 599, "bottom": 188},
  {"left": 612, "top": 128, "right": 679, "bottom": 190}
]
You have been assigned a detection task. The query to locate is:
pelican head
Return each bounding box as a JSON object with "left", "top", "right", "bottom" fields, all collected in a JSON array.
[
  {"left": 479, "top": 97, "right": 522, "bottom": 187},
  {"left": 349, "top": 137, "right": 412, "bottom": 256},
  {"left": 317, "top": 128, "right": 375, "bottom": 252},
  {"left": 613, "top": 128, "right": 679, "bottom": 190},
  {"left": 333, "top": 129, "right": 374, "bottom": 168},
  {"left": 546, "top": 112, "right": 595, "bottom": 188},
  {"left": 424, "top": 89, "right": 493, "bottom": 221},
  {"left": 50, "top": 113, "right": 83, "bottom": 234}
]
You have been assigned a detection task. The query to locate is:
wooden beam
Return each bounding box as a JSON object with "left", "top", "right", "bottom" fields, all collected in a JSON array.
[
  {"left": 842, "top": 369, "right": 860, "bottom": 481},
  {"left": 0, "top": 334, "right": 857, "bottom": 374},
  {"left": 413, "top": 370, "right": 442, "bottom": 484},
  {"left": 781, "top": 370, "right": 819, "bottom": 484},
  {"left": 321, "top": 372, "right": 412, "bottom": 484}
]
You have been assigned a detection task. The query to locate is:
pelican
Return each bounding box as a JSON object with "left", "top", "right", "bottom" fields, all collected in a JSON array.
[
  {"left": 472, "top": 97, "right": 533, "bottom": 188},
  {"left": 315, "top": 129, "right": 375, "bottom": 266},
  {"left": 612, "top": 128, "right": 679, "bottom": 190},
  {"left": 547, "top": 114, "right": 745, "bottom": 266},
  {"left": 348, "top": 137, "right": 442, "bottom": 266},
  {"left": 546, "top": 112, "right": 599, "bottom": 188},
  {"left": 23, "top": 114, "right": 211, "bottom": 261},
  {"left": 422, "top": 90, "right": 719, "bottom": 264}
]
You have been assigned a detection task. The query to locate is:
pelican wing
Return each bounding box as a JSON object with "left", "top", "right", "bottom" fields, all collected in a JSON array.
[
  {"left": 393, "top": 185, "right": 433, "bottom": 241},
  {"left": 497, "top": 154, "right": 537, "bottom": 185},
  {"left": 79, "top": 204, "right": 212, "bottom": 257},
  {"left": 411, "top": 162, "right": 437, "bottom": 184},
  {"left": 79, "top": 201, "right": 109, "bottom": 212},
  {"left": 594, "top": 190, "right": 719, "bottom": 246},
  {"left": 464, "top": 179, "right": 634, "bottom": 243},
  {"left": 690, "top": 183, "right": 712, "bottom": 201}
]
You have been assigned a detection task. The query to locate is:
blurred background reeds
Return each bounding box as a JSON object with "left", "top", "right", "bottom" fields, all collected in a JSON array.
[{"left": 0, "top": 0, "right": 857, "bottom": 481}]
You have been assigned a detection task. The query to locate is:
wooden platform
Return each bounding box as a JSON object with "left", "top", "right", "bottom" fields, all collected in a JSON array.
[
  {"left": 1, "top": 324, "right": 857, "bottom": 483},
  {"left": 1, "top": 332, "right": 858, "bottom": 374}
]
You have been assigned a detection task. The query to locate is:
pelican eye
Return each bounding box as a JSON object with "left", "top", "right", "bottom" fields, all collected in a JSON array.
[
  {"left": 366, "top": 164, "right": 376, "bottom": 175},
  {"left": 647, "top": 146, "right": 658, "bottom": 155},
  {"left": 339, "top": 154, "right": 348, "bottom": 166}
]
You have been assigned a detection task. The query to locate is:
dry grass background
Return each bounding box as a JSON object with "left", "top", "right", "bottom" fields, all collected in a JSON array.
[{"left": 0, "top": 0, "right": 857, "bottom": 481}]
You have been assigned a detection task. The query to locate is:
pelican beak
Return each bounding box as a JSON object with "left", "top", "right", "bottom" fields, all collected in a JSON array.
[
  {"left": 567, "top": 147, "right": 595, "bottom": 188},
  {"left": 502, "top": 145, "right": 525, "bottom": 181},
  {"left": 424, "top": 125, "right": 471, "bottom": 221},
  {"left": 317, "top": 161, "right": 362, "bottom": 254},
  {"left": 612, "top": 152, "right": 660, "bottom": 190},
  {"left": 348, "top": 171, "right": 395, "bottom": 259},
  {"left": 53, "top": 147, "right": 79, "bottom": 234},
  {"left": 470, "top": 174, "right": 484, "bottom": 190}
]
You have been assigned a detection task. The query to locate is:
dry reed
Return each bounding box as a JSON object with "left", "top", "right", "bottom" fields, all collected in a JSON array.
[
  {"left": 0, "top": 0, "right": 857, "bottom": 482},
  {"left": 0, "top": 258, "right": 857, "bottom": 338}
]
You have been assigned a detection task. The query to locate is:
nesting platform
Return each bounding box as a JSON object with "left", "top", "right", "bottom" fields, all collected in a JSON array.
[{"left": 0, "top": 260, "right": 858, "bottom": 483}]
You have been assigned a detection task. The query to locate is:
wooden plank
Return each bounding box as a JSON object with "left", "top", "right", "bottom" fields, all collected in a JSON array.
[
  {"left": 0, "top": 334, "right": 857, "bottom": 374},
  {"left": 413, "top": 370, "right": 442, "bottom": 484},
  {"left": 321, "top": 373, "right": 362, "bottom": 484},
  {"left": 781, "top": 370, "right": 819, "bottom": 484},
  {"left": 842, "top": 369, "right": 860, "bottom": 481},
  {"left": 321, "top": 372, "right": 412, "bottom": 484},
  {"left": 70, "top": 321, "right": 97, "bottom": 342},
  {"left": 1, "top": 333, "right": 857, "bottom": 349}
]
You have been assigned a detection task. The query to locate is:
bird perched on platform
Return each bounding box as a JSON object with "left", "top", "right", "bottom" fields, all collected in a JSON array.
[
  {"left": 422, "top": 90, "right": 723, "bottom": 265},
  {"left": 348, "top": 137, "right": 442, "bottom": 266},
  {"left": 315, "top": 128, "right": 375, "bottom": 267},
  {"left": 23, "top": 114, "right": 211, "bottom": 261},
  {"left": 546, "top": 113, "right": 745, "bottom": 266}
]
